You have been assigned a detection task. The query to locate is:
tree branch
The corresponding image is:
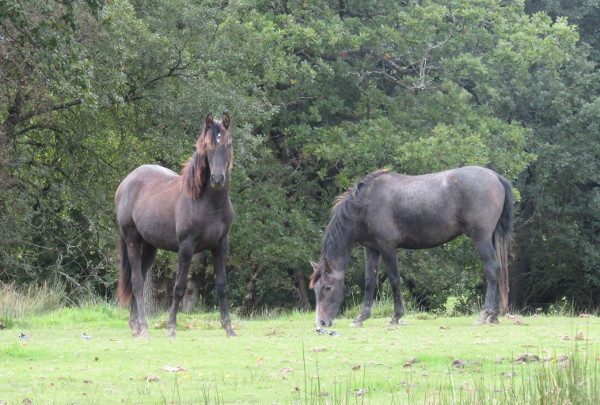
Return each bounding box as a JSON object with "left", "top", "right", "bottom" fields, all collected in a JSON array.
[{"left": 16, "top": 98, "right": 83, "bottom": 124}]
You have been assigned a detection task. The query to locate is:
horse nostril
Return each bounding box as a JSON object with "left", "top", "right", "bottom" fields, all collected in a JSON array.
[
  {"left": 320, "top": 320, "right": 326, "bottom": 327},
  {"left": 211, "top": 174, "right": 225, "bottom": 184}
]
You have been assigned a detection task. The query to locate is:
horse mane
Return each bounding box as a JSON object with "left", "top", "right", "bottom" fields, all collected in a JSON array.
[
  {"left": 320, "top": 169, "right": 390, "bottom": 263},
  {"left": 181, "top": 121, "right": 231, "bottom": 199},
  {"left": 310, "top": 169, "right": 389, "bottom": 288}
]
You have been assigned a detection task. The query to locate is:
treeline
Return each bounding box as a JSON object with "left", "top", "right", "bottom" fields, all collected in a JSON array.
[{"left": 1, "top": 0, "right": 598, "bottom": 312}]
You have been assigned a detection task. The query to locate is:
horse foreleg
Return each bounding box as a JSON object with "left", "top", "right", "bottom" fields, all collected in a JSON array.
[
  {"left": 167, "top": 242, "right": 193, "bottom": 338},
  {"left": 475, "top": 238, "right": 500, "bottom": 324},
  {"left": 381, "top": 251, "right": 405, "bottom": 325},
  {"left": 351, "top": 247, "right": 380, "bottom": 327},
  {"left": 214, "top": 236, "right": 236, "bottom": 337}
]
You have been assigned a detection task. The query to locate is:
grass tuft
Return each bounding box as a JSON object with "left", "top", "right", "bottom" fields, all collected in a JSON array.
[{"left": 0, "top": 283, "right": 64, "bottom": 326}]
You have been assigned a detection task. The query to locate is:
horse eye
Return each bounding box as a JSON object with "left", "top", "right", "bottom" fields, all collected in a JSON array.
[{"left": 325, "top": 286, "right": 332, "bottom": 291}]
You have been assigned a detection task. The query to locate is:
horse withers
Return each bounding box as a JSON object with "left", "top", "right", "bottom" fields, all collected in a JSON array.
[
  {"left": 310, "top": 166, "right": 513, "bottom": 330},
  {"left": 115, "top": 112, "right": 236, "bottom": 337}
]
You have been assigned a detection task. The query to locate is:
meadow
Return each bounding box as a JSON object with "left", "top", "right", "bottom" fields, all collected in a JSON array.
[{"left": 1, "top": 299, "right": 599, "bottom": 404}]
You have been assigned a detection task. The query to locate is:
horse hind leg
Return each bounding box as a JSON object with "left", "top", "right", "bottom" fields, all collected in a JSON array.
[
  {"left": 351, "top": 247, "right": 380, "bottom": 327},
  {"left": 128, "top": 296, "right": 139, "bottom": 336},
  {"left": 123, "top": 232, "right": 150, "bottom": 337},
  {"left": 474, "top": 237, "right": 500, "bottom": 324},
  {"left": 381, "top": 250, "right": 406, "bottom": 325},
  {"left": 130, "top": 242, "right": 157, "bottom": 336}
]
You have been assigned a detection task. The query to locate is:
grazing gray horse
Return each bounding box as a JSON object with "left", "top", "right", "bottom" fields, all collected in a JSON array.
[
  {"left": 310, "top": 166, "right": 513, "bottom": 329},
  {"left": 115, "top": 113, "right": 236, "bottom": 338}
]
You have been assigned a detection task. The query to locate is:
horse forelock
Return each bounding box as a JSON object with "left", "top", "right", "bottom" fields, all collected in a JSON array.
[{"left": 198, "top": 120, "right": 232, "bottom": 153}]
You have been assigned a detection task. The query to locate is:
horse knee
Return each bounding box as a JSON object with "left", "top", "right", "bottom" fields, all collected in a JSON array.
[
  {"left": 173, "top": 283, "right": 187, "bottom": 300},
  {"left": 484, "top": 262, "right": 500, "bottom": 283},
  {"left": 215, "top": 280, "right": 228, "bottom": 296}
]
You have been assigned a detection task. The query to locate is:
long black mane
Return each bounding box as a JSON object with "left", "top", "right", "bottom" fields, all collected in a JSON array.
[{"left": 321, "top": 169, "right": 389, "bottom": 261}]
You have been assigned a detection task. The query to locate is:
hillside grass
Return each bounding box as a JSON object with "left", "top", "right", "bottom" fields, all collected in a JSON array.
[{"left": 0, "top": 304, "right": 599, "bottom": 404}]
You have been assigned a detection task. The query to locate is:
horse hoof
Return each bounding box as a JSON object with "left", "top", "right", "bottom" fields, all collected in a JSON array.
[
  {"left": 167, "top": 329, "right": 176, "bottom": 338},
  {"left": 135, "top": 331, "right": 149, "bottom": 339},
  {"left": 390, "top": 319, "right": 406, "bottom": 326},
  {"left": 226, "top": 330, "right": 237, "bottom": 337},
  {"left": 350, "top": 321, "right": 363, "bottom": 328}
]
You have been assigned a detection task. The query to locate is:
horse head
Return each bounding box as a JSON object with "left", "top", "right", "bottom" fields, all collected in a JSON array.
[
  {"left": 310, "top": 258, "right": 345, "bottom": 329},
  {"left": 200, "top": 112, "right": 233, "bottom": 191}
]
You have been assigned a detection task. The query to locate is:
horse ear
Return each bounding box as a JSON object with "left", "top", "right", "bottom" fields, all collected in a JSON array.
[
  {"left": 222, "top": 112, "right": 230, "bottom": 129},
  {"left": 310, "top": 260, "right": 319, "bottom": 272},
  {"left": 205, "top": 113, "right": 215, "bottom": 128},
  {"left": 309, "top": 260, "right": 320, "bottom": 289}
]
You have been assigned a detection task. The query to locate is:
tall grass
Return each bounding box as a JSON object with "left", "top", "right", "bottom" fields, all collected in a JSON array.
[
  {"left": 0, "top": 283, "right": 65, "bottom": 326},
  {"left": 421, "top": 346, "right": 600, "bottom": 405},
  {"left": 290, "top": 341, "right": 599, "bottom": 404}
]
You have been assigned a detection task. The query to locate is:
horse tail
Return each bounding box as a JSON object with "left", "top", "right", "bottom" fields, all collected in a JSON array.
[
  {"left": 493, "top": 175, "right": 514, "bottom": 314},
  {"left": 117, "top": 234, "right": 133, "bottom": 306}
]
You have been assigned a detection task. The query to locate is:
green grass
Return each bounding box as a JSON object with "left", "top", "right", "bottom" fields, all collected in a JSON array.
[{"left": 0, "top": 305, "right": 599, "bottom": 404}]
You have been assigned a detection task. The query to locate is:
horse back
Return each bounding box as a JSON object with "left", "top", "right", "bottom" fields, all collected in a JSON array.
[
  {"left": 361, "top": 167, "right": 505, "bottom": 249},
  {"left": 115, "top": 165, "right": 181, "bottom": 251}
]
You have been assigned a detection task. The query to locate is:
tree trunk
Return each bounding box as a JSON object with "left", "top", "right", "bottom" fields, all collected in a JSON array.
[
  {"left": 293, "top": 270, "right": 311, "bottom": 311},
  {"left": 242, "top": 267, "right": 263, "bottom": 314},
  {"left": 143, "top": 269, "right": 158, "bottom": 316},
  {"left": 182, "top": 253, "right": 208, "bottom": 312}
]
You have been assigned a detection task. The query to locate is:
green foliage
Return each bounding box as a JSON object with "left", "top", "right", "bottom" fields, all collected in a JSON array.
[{"left": 0, "top": 0, "right": 598, "bottom": 311}]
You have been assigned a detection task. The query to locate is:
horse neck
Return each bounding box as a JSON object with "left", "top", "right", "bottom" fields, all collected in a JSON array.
[
  {"left": 322, "top": 231, "right": 354, "bottom": 275},
  {"left": 201, "top": 176, "right": 230, "bottom": 206}
]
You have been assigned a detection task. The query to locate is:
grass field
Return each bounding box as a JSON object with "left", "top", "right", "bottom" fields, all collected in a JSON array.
[{"left": 0, "top": 304, "right": 599, "bottom": 404}]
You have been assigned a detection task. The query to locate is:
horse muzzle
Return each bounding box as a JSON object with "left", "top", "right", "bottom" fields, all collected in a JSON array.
[{"left": 210, "top": 174, "right": 225, "bottom": 190}]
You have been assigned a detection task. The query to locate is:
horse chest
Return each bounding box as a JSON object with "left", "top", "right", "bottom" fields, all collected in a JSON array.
[{"left": 175, "top": 211, "right": 231, "bottom": 250}]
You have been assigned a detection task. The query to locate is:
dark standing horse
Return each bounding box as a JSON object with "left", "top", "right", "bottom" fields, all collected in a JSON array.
[
  {"left": 115, "top": 113, "right": 236, "bottom": 338},
  {"left": 310, "top": 166, "right": 513, "bottom": 329}
]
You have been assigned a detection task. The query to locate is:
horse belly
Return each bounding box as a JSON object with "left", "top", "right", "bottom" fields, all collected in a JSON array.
[
  {"left": 133, "top": 211, "right": 179, "bottom": 251},
  {"left": 365, "top": 201, "right": 463, "bottom": 249},
  {"left": 396, "top": 225, "right": 463, "bottom": 249}
]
